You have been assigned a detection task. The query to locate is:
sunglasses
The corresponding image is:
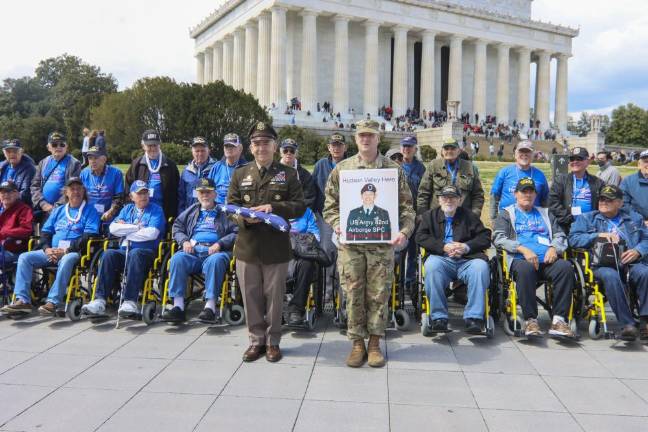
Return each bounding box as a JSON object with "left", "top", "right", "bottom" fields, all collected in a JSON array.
[
  {"left": 390, "top": 155, "right": 403, "bottom": 162},
  {"left": 50, "top": 142, "right": 66, "bottom": 148},
  {"left": 282, "top": 148, "right": 296, "bottom": 154},
  {"left": 569, "top": 157, "right": 584, "bottom": 162}
]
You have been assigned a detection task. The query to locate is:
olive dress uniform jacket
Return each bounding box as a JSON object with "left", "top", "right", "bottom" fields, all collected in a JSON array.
[
  {"left": 416, "top": 158, "right": 484, "bottom": 217},
  {"left": 227, "top": 161, "right": 305, "bottom": 265}
]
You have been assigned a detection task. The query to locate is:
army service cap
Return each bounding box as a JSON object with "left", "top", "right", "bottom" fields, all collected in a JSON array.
[
  {"left": 361, "top": 183, "right": 377, "bottom": 194},
  {"left": 355, "top": 119, "right": 380, "bottom": 135},
  {"left": 599, "top": 184, "right": 623, "bottom": 200},
  {"left": 248, "top": 121, "right": 277, "bottom": 140},
  {"left": 439, "top": 185, "right": 461, "bottom": 198},
  {"left": 515, "top": 177, "right": 536, "bottom": 192}
]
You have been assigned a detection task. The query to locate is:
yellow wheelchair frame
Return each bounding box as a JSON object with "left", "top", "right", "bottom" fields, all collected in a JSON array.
[
  {"left": 417, "top": 248, "right": 495, "bottom": 338},
  {"left": 159, "top": 242, "right": 245, "bottom": 325},
  {"left": 390, "top": 251, "right": 411, "bottom": 331}
]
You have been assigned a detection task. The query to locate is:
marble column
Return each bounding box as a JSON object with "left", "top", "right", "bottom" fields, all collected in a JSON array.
[
  {"left": 286, "top": 16, "right": 295, "bottom": 102},
  {"left": 472, "top": 39, "right": 487, "bottom": 122},
  {"left": 244, "top": 23, "right": 258, "bottom": 94},
  {"left": 448, "top": 35, "right": 464, "bottom": 109},
  {"left": 407, "top": 38, "right": 415, "bottom": 110},
  {"left": 203, "top": 49, "right": 213, "bottom": 83},
  {"left": 212, "top": 42, "right": 223, "bottom": 81},
  {"left": 257, "top": 12, "right": 271, "bottom": 106},
  {"left": 420, "top": 30, "right": 436, "bottom": 114},
  {"left": 516, "top": 47, "right": 531, "bottom": 128},
  {"left": 222, "top": 36, "right": 233, "bottom": 86},
  {"left": 363, "top": 20, "right": 380, "bottom": 116},
  {"left": 300, "top": 10, "right": 318, "bottom": 113},
  {"left": 536, "top": 50, "right": 551, "bottom": 130},
  {"left": 196, "top": 52, "right": 205, "bottom": 84},
  {"left": 232, "top": 29, "right": 245, "bottom": 90},
  {"left": 270, "top": 6, "right": 287, "bottom": 108},
  {"left": 392, "top": 25, "right": 408, "bottom": 117},
  {"left": 333, "top": 16, "right": 350, "bottom": 116},
  {"left": 555, "top": 53, "right": 569, "bottom": 133},
  {"left": 495, "top": 43, "right": 510, "bottom": 124}
]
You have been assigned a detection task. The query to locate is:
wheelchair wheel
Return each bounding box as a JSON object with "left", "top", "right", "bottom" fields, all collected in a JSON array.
[
  {"left": 305, "top": 310, "right": 317, "bottom": 331},
  {"left": 142, "top": 301, "right": 157, "bottom": 325},
  {"left": 394, "top": 309, "right": 410, "bottom": 331},
  {"left": 420, "top": 313, "right": 433, "bottom": 336},
  {"left": 66, "top": 298, "right": 83, "bottom": 322},
  {"left": 588, "top": 319, "right": 603, "bottom": 340},
  {"left": 570, "top": 318, "right": 579, "bottom": 335},
  {"left": 485, "top": 315, "right": 495, "bottom": 339},
  {"left": 224, "top": 304, "right": 245, "bottom": 326},
  {"left": 502, "top": 315, "right": 524, "bottom": 336}
]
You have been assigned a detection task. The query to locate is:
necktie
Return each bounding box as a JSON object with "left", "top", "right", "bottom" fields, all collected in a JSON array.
[{"left": 260, "top": 167, "right": 267, "bottom": 179}]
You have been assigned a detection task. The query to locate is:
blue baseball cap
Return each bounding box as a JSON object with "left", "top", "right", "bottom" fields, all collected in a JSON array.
[
  {"left": 130, "top": 180, "right": 149, "bottom": 193},
  {"left": 400, "top": 136, "right": 417, "bottom": 146},
  {"left": 280, "top": 138, "right": 298, "bottom": 150}
]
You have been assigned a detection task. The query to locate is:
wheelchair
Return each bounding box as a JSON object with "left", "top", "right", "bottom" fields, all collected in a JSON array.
[
  {"left": 569, "top": 248, "right": 640, "bottom": 340},
  {"left": 283, "top": 258, "right": 324, "bottom": 331},
  {"left": 331, "top": 264, "right": 347, "bottom": 329},
  {"left": 159, "top": 242, "right": 245, "bottom": 326},
  {"left": 390, "top": 249, "right": 411, "bottom": 331},
  {"left": 492, "top": 249, "right": 579, "bottom": 338},
  {"left": 0, "top": 241, "right": 18, "bottom": 307},
  {"left": 417, "top": 248, "right": 497, "bottom": 338}
]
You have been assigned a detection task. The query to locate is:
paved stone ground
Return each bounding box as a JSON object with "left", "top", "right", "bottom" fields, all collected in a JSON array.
[{"left": 0, "top": 305, "right": 646, "bottom": 432}]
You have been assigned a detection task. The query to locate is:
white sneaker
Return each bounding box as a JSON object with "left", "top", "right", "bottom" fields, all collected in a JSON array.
[
  {"left": 82, "top": 299, "right": 106, "bottom": 315},
  {"left": 118, "top": 300, "right": 139, "bottom": 317}
]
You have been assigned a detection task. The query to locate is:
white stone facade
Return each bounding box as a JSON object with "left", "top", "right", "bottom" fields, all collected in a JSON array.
[{"left": 190, "top": 0, "right": 578, "bottom": 132}]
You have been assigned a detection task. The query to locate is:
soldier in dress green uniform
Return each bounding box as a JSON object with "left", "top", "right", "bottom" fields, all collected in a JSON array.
[
  {"left": 324, "top": 119, "right": 415, "bottom": 368},
  {"left": 345, "top": 183, "right": 392, "bottom": 241}
]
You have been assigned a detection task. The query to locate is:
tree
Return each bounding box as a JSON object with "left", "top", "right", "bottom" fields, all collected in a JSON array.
[
  {"left": 576, "top": 112, "right": 590, "bottom": 137},
  {"left": 606, "top": 103, "right": 648, "bottom": 147}
]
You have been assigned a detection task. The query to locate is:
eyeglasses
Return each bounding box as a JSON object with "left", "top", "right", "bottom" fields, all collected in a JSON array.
[
  {"left": 282, "top": 148, "right": 296, "bottom": 154},
  {"left": 50, "top": 142, "right": 66, "bottom": 148}
]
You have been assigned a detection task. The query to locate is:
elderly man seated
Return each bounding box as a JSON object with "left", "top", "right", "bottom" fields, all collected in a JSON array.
[
  {"left": 82, "top": 180, "right": 165, "bottom": 317},
  {"left": 162, "top": 178, "right": 238, "bottom": 323},
  {"left": 493, "top": 177, "right": 576, "bottom": 339},
  {"left": 569, "top": 184, "right": 648, "bottom": 341},
  {"left": 415, "top": 185, "right": 491, "bottom": 333}
]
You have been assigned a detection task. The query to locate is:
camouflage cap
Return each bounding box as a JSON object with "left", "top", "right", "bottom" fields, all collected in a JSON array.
[{"left": 355, "top": 119, "right": 380, "bottom": 135}]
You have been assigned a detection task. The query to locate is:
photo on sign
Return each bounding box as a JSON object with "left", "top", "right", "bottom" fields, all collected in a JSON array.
[{"left": 340, "top": 168, "right": 399, "bottom": 244}]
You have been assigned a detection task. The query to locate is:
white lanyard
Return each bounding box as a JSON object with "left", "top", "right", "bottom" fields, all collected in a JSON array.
[
  {"left": 91, "top": 167, "right": 106, "bottom": 191},
  {"left": 65, "top": 201, "right": 86, "bottom": 225},
  {"left": 145, "top": 153, "right": 163, "bottom": 174}
]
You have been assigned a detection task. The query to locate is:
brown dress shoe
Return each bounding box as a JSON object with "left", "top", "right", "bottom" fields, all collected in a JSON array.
[
  {"left": 242, "top": 345, "right": 266, "bottom": 362},
  {"left": 266, "top": 345, "right": 282, "bottom": 362}
]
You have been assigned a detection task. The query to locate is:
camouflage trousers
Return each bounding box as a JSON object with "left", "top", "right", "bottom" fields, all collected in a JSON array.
[{"left": 337, "top": 243, "right": 394, "bottom": 340}]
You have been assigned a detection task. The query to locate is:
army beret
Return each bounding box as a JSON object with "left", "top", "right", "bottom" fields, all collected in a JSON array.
[{"left": 361, "top": 183, "right": 377, "bottom": 194}]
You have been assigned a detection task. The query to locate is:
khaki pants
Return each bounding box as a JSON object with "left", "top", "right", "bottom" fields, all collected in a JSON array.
[
  {"left": 236, "top": 260, "right": 288, "bottom": 346},
  {"left": 337, "top": 243, "right": 394, "bottom": 340}
]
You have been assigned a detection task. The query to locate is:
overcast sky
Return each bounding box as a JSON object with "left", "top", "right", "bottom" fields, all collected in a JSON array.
[{"left": 1, "top": 0, "right": 646, "bottom": 116}]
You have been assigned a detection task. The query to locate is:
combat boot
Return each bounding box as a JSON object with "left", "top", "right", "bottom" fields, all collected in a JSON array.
[
  {"left": 346, "top": 339, "right": 367, "bottom": 368},
  {"left": 367, "top": 335, "right": 385, "bottom": 368}
]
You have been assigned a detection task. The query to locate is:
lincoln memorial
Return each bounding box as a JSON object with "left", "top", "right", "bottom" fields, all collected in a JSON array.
[{"left": 190, "top": 0, "right": 578, "bottom": 133}]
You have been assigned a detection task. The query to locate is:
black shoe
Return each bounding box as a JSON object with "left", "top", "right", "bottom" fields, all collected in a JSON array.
[
  {"left": 161, "top": 306, "right": 186, "bottom": 323},
  {"left": 288, "top": 311, "right": 305, "bottom": 325},
  {"left": 198, "top": 308, "right": 220, "bottom": 324},
  {"left": 465, "top": 318, "right": 484, "bottom": 335},
  {"left": 431, "top": 319, "right": 448, "bottom": 332},
  {"left": 620, "top": 324, "right": 638, "bottom": 342}
]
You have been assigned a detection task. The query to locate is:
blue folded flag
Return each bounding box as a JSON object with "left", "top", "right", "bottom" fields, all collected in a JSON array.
[{"left": 219, "top": 204, "right": 289, "bottom": 233}]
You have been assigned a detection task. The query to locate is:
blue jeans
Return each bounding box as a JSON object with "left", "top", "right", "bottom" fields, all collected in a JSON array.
[
  {"left": 13, "top": 250, "right": 79, "bottom": 305},
  {"left": 95, "top": 248, "right": 154, "bottom": 302},
  {"left": 424, "top": 255, "right": 489, "bottom": 320},
  {"left": 595, "top": 264, "right": 648, "bottom": 326},
  {"left": 168, "top": 251, "right": 231, "bottom": 300}
]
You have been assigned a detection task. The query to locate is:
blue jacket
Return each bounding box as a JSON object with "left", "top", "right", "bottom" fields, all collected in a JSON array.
[
  {"left": 312, "top": 156, "right": 337, "bottom": 214},
  {"left": 172, "top": 203, "right": 238, "bottom": 251},
  {"left": 289, "top": 207, "right": 320, "bottom": 240},
  {"left": 569, "top": 209, "right": 648, "bottom": 261},
  {"left": 207, "top": 157, "right": 248, "bottom": 204},
  {"left": 620, "top": 171, "right": 648, "bottom": 220},
  {"left": 0, "top": 154, "right": 36, "bottom": 206},
  {"left": 402, "top": 157, "right": 426, "bottom": 210},
  {"left": 178, "top": 158, "right": 216, "bottom": 214}
]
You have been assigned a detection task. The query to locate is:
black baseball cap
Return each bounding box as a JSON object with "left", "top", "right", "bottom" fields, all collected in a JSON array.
[
  {"left": 569, "top": 147, "right": 589, "bottom": 160},
  {"left": 439, "top": 185, "right": 461, "bottom": 198},
  {"left": 3, "top": 139, "right": 22, "bottom": 150},
  {"left": 141, "top": 130, "right": 161, "bottom": 145},
  {"left": 0, "top": 180, "right": 18, "bottom": 192},
  {"left": 65, "top": 177, "right": 84, "bottom": 187},
  {"left": 48, "top": 131, "right": 66, "bottom": 144},
  {"left": 515, "top": 177, "right": 536, "bottom": 192},
  {"left": 191, "top": 136, "right": 209, "bottom": 147},
  {"left": 87, "top": 146, "right": 106, "bottom": 157},
  {"left": 599, "top": 184, "right": 623, "bottom": 200},
  {"left": 329, "top": 133, "right": 346, "bottom": 144},
  {"left": 194, "top": 178, "right": 216, "bottom": 191}
]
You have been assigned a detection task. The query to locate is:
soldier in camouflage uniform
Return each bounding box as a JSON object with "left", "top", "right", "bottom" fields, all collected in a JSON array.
[{"left": 324, "top": 119, "right": 415, "bottom": 368}]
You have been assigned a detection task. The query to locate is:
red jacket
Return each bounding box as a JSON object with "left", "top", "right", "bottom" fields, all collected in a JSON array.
[{"left": 0, "top": 201, "right": 33, "bottom": 253}]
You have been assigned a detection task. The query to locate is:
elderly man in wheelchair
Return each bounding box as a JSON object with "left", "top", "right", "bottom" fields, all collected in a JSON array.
[
  {"left": 569, "top": 184, "right": 648, "bottom": 341},
  {"left": 493, "top": 177, "right": 576, "bottom": 339},
  {"left": 161, "top": 178, "right": 238, "bottom": 324}
]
